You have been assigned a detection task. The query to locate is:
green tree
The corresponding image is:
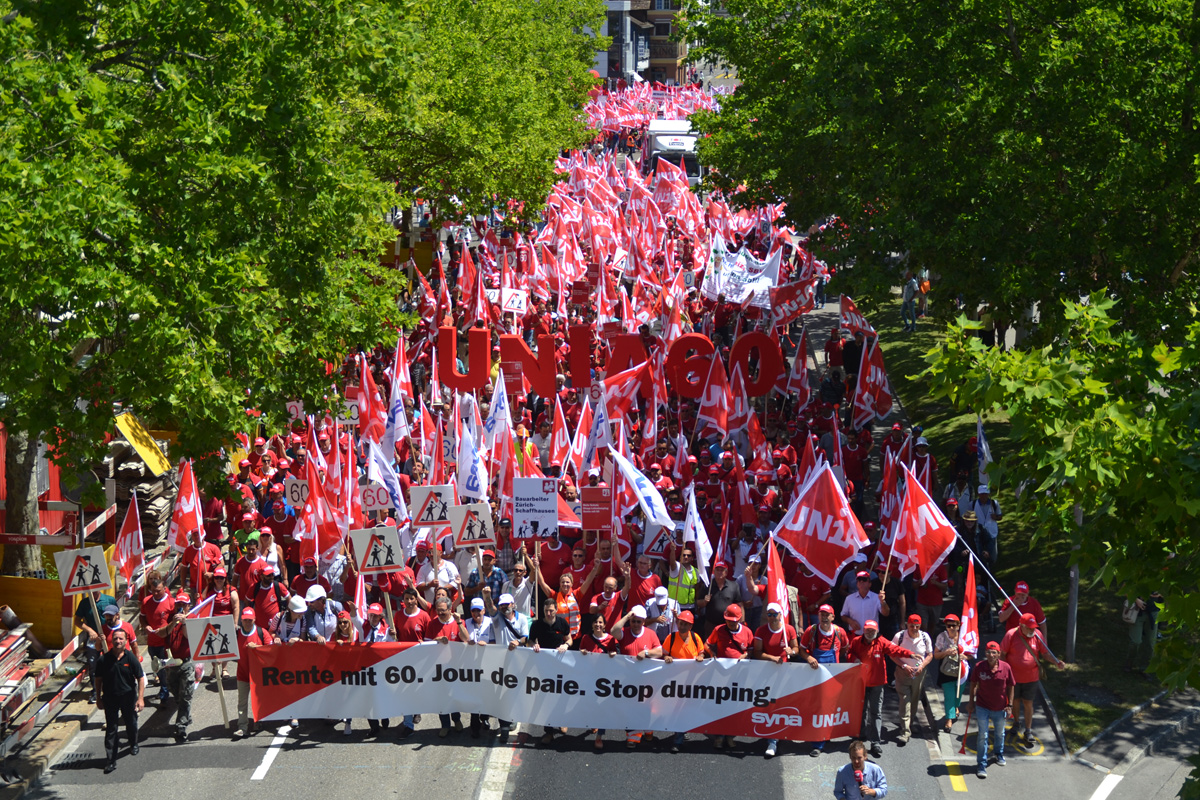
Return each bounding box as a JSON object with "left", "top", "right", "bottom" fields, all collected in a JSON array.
[
  {"left": 354, "top": 0, "right": 606, "bottom": 221},
  {"left": 0, "top": 0, "right": 413, "bottom": 572},
  {"left": 681, "top": 0, "right": 1200, "bottom": 336},
  {"left": 923, "top": 296, "right": 1200, "bottom": 687}
]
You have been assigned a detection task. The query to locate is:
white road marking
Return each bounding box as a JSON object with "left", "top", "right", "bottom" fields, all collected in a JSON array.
[
  {"left": 250, "top": 725, "right": 292, "bottom": 781},
  {"left": 1087, "top": 773, "right": 1123, "bottom": 800},
  {"left": 476, "top": 725, "right": 523, "bottom": 800}
]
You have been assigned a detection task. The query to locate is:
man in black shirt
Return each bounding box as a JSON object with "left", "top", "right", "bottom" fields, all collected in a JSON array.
[
  {"left": 528, "top": 599, "right": 571, "bottom": 745},
  {"left": 96, "top": 628, "right": 145, "bottom": 773},
  {"left": 697, "top": 562, "right": 739, "bottom": 637}
]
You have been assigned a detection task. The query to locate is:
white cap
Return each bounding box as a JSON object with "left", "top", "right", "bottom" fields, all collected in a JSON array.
[
  {"left": 498, "top": 593, "right": 515, "bottom": 606},
  {"left": 470, "top": 598, "right": 485, "bottom": 610},
  {"left": 654, "top": 586, "right": 669, "bottom": 599},
  {"left": 631, "top": 605, "right": 647, "bottom": 619},
  {"left": 766, "top": 602, "right": 784, "bottom": 615},
  {"left": 588, "top": 468, "right": 601, "bottom": 476},
  {"left": 978, "top": 484, "right": 990, "bottom": 494},
  {"left": 288, "top": 596, "right": 307, "bottom": 613},
  {"left": 305, "top": 585, "right": 327, "bottom": 603}
]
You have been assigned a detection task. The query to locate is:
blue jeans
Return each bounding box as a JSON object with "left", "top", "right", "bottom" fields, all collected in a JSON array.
[
  {"left": 901, "top": 300, "right": 917, "bottom": 330},
  {"left": 976, "top": 706, "right": 1007, "bottom": 767}
]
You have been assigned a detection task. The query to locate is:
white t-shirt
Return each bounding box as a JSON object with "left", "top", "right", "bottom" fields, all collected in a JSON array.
[
  {"left": 891, "top": 628, "right": 933, "bottom": 672},
  {"left": 841, "top": 591, "right": 883, "bottom": 636},
  {"left": 416, "top": 560, "right": 461, "bottom": 604},
  {"left": 464, "top": 614, "right": 495, "bottom": 643}
]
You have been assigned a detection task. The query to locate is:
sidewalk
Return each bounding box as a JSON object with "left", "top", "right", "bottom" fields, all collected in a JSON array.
[{"left": 1073, "top": 688, "right": 1200, "bottom": 774}]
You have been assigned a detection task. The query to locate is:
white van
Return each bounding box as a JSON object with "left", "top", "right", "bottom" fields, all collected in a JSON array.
[{"left": 642, "top": 120, "right": 702, "bottom": 188}]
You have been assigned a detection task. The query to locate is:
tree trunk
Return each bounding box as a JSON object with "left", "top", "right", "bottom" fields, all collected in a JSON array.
[{"left": 2, "top": 428, "right": 43, "bottom": 576}]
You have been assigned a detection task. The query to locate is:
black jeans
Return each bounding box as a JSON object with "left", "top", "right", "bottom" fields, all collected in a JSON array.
[{"left": 103, "top": 692, "right": 138, "bottom": 766}]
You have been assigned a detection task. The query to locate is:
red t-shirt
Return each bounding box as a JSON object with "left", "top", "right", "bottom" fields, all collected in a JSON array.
[
  {"left": 800, "top": 624, "right": 849, "bottom": 663},
  {"left": 1001, "top": 627, "right": 1049, "bottom": 683},
  {"left": 1001, "top": 596, "right": 1046, "bottom": 631},
  {"left": 540, "top": 541, "right": 574, "bottom": 589},
  {"left": 706, "top": 623, "right": 755, "bottom": 659},
  {"left": 848, "top": 634, "right": 912, "bottom": 687},
  {"left": 290, "top": 572, "right": 331, "bottom": 599},
  {"left": 234, "top": 556, "right": 266, "bottom": 600},
  {"left": 393, "top": 609, "right": 431, "bottom": 643},
  {"left": 235, "top": 625, "right": 272, "bottom": 682},
  {"left": 141, "top": 592, "right": 176, "bottom": 647},
  {"left": 589, "top": 591, "right": 625, "bottom": 630},
  {"left": 916, "top": 564, "right": 949, "bottom": 606},
  {"left": 249, "top": 580, "right": 289, "bottom": 631},
  {"left": 971, "top": 658, "right": 1016, "bottom": 711},
  {"left": 626, "top": 570, "right": 662, "bottom": 610},
  {"left": 616, "top": 626, "right": 661, "bottom": 657},
  {"left": 268, "top": 515, "right": 299, "bottom": 561},
  {"left": 842, "top": 443, "right": 871, "bottom": 482},
  {"left": 754, "top": 623, "right": 797, "bottom": 659},
  {"left": 579, "top": 633, "right": 617, "bottom": 654},
  {"left": 425, "top": 617, "right": 461, "bottom": 642}
]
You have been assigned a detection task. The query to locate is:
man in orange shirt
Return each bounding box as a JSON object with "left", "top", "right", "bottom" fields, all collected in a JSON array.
[
  {"left": 1000, "top": 613, "right": 1064, "bottom": 746},
  {"left": 661, "top": 610, "right": 707, "bottom": 753}
]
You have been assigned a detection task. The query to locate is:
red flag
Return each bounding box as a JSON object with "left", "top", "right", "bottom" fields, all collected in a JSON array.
[
  {"left": 393, "top": 334, "right": 414, "bottom": 402},
  {"left": 359, "top": 355, "right": 387, "bottom": 444},
  {"left": 697, "top": 354, "right": 733, "bottom": 439},
  {"left": 851, "top": 338, "right": 894, "bottom": 429},
  {"left": 602, "top": 360, "right": 650, "bottom": 423},
  {"left": 168, "top": 459, "right": 202, "bottom": 552},
  {"left": 729, "top": 362, "right": 751, "bottom": 434},
  {"left": 297, "top": 457, "right": 344, "bottom": 565},
  {"left": 771, "top": 463, "right": 869, "bottom": 585},
  {"left": 746, "top": 401, "right": 773, "bottom": 472},
  {"left": 894, "top": 464, "right": 958, "bottom": 582},
  {"left": 766, "top": 538, "right": 794, "bottom": 641},
  {"left": 551, "top": 395, "right": 571, "bottom": 468},
  {"left": 769, "top": 279, "right": 818, "bottom": 329},
  {"left": 114, "top": 492, "right": 144, "bottom": 586},
  {"left": 839, "top": 295, "right": 877, "bottom": 337},
  {"left": 797, "top": 433, "right": 821, "bottom": 486},
  {"left": 783, "top": 328, "right": 813, "bottom": 408},
  {"left": 565, "top": 401, "right": 594, "bottom": 479},
  {"left": 876, "top": 451, "right": 902, "bottom": 545},
  {"left": 960, "top": 557, "right": 980, "bottom": 677}
]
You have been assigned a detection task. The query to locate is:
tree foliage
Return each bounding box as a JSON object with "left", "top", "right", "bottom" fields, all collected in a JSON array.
[
  {"left": 353, "top": 0, "right": 607, "bottom": 220},
  {"left": 0, "top": 0, "right": 604, "bottom": 570},
  {"left": 924, "top": 296, "right": 1200, "bottom": 687},
  {"left": 681, "top": 0, "right": 1200, "bottom": 337}
]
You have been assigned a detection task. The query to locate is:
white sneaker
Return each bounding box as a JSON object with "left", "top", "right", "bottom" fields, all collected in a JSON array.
[
  {"left": 343, "top": 720, "right": 352, "bottom": 735},
  {"left": 765, "top": 742, "right": 777, "bottom": 758}
]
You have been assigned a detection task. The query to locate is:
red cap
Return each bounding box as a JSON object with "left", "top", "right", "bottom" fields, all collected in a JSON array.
[
  {"left": 944, "top": 614, "right": 960, "bottom": 623},
  {"left": 985, "top": 641, "right": 1001, "bottom": 653},
  {"left": 337, "top": 610, "right": 351, "bottom": 620},
  {"left": 649, "top": 462, "right": 662, "bottom": 471},
  {"left": 270, "top": 483, "right": 284, "bottom": 494},
  {"left": 367, "top": 603, "right": 384, "bottom": 616},
  {"left": 863, "top": 620, "right": 879, "bottom": 631},
  {"left": 677, "top": 610, "right": 694, "bottom": 624},
  {"left": 175, "top": 591, "right": 191, "bottom": 604},
  {"left": 818, "top": 604, "right": 835, "bottom": 614},
  {"left": 241, "top": 608, "right": 256, "bottom": 620},
  {"left": 856, "top": 570, "right": 870, "bottom": 579},
  {"left": 239, "top": 458, "right": 251, "bottom": 468},
  {"left": 1015, "top": 581, "right": 1030, "bottom": 594},
  {"left": 892, "top": 423, "right": 902, "bottom": 431},
  {"left": 907, "top": 614, "right": 922, "bottom": 625},
  {"left": 1020, "top": 613, "right": 1038, "bottom": 627},
  {"left": 214, "top": 567, "right": 227, "bottom": 577},
  {"left": 254, "top": 437, "right": 267, "bottom": 446},
  {"left": 723, "top": 605, "right": 743, "bottom": 621},
  {"left": 482, "top": 549, "right": 496, "bottom": 559},
  {"left": 302, "top": 557, "right": 316, "bottom": 567},
  {"left": 242, "top": 513, "right": 256, "bottom": 521}
]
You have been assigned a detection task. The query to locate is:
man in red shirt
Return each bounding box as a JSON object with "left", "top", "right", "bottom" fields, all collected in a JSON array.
[
  {"left": 234, "top": 608, "right": 272, "bottom": 738},
  {"left": 611, "top": 606, "right": 662, "bottom": 748},
  {"left": 798, "top": 603, "right": 850, "bottom": 756},
  {"left": 246, "top": 565, "right": 289, "bottom": 631},
  {"left": 140, "top": 574, "right": 176, "bottom": 702},
  {"left": 753, "top": 602, "right": 799, "bottom": 758},
  {"left": 180, "top": 531, "right": 222, "bottom": 596},
  {"left": 290, "top": 557, "right": 330, "bottom": 600},
  {"left": 1000, "top": 613, "right": 1064, "bottom": 747},
  {"left": 589, "top": 576, "right": 626, "bottom": 632},
  {"left": 706, "top": 604, "right": 754, "bottom": 749},
  {"left": 847, "top": 619, "right": 913, "bottom": 757},
  {"left": 391, "top": 587, "right": 430, "bottom": 737},
  {"left": 968, "top": 641, "right": 1016, "bottom": 778},
  {"left": 426, "top": 597, "right": 469, "bottom": 738},
  {"left": 233, "top": 535, "right": 266, "bottom": 599},
  {"left": 998, "top": 581, "right": 1047, "bottom": 639},
  {"left": 623, "top": 555, "right": 662, "bottom": 609}
]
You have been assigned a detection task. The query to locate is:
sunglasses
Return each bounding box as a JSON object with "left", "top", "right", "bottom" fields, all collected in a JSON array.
[{"left": 766, "top": 611, "right": 780, "bottom": 617}]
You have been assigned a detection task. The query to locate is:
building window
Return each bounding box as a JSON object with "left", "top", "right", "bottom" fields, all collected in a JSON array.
[
  {"left": 654, "top": 0, "right": 677, "bottom": 9},
  {"left": 654, "top": 21, "right": 671, "bottom": 37}
]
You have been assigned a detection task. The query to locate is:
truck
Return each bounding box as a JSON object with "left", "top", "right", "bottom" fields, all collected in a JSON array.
[{"left": 642, "top": 120, "right": 702, "bottom": 188}]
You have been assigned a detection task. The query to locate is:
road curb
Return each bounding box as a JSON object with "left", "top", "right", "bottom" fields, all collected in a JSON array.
[
  {"left": 0, "top": 699, "right": 97, "bottom": 800},
  {"left": 1111, "top": 702, "right": 1200, "bottom": 776},
  {"left": 1073, "top": 689, "right": 1169, "bottom": 758}
]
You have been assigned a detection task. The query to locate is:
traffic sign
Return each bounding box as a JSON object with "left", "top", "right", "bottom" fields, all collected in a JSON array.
[
  {"left": 410, "top": 485, "right": 454, "bottom": 528},
  {"left": 185, "top": 615, "right": 238, "bottom": 663},
  {"left": 448, "top": 503, "right": 495, "bottom": 548},
  {"left": 53, "top": 546, "right": 112, "bottom": 596},
  {"left": 348, "top": 526, "right": 402, "bottom": 575}
]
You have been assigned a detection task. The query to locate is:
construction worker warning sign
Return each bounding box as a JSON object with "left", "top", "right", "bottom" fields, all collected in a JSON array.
[
  {"left": 448, "top": 503, "right": 495, "bottom": 548},
  {"left": 185, "top": 615, "right": 238, "bottom": 663},
  {"left": 348, "top": 526, "right": 402, "bottom": 575},
  {"left": 409, "top": 485, "right": 454, "bottom": 528},
  {"left": 53, "top": 545, "right": 112, "bottom": 596}
]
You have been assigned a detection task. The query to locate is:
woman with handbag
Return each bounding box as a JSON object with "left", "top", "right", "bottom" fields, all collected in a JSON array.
[{"left": 933, "top": 614, "right": 967, "bottom": 732}]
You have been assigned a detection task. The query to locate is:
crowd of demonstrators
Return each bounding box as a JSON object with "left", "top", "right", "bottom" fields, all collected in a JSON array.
[{"left": 95, "top": 83, "right": 1074, "bottom": 777}]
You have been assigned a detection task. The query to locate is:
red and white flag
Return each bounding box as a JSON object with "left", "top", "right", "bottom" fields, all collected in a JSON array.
[
  {"left": 114, "top": 491, "right": 144, "bottom": 586},
  {"left": 297, "top": 458, "right": 344, "bottom": 566},
  {"left": 769, "top": 279, "right": 818, "bottom": 329},
  {"left": 551, "top": 397, "right": 571, "bottom": 468},
  {"left": 168, "top": 459, "right": 202, "bottom": 552},
  {"left": 892, "top": 464, "right": 958, "bottom": 583},
  {"left": 839, "top": 295, "right": 876, "bottom": 337},
  {"left": 851, "top": 338, "right": 893, "bottom": 429},
  {"left": 697, "top": 354, "right": 733, "bottom": 439},
  {"left": 771, "top": 463, "right": 869, "bottom": 585},
  {"left": 959, "top": 556, "right": 979, "bottom": 683},
  {"left": 602, "top": 360, "right": 650, "bottom": 423},
  {"left": 783, "top": 328, "right": 812, "bottom": 409},
  {"left": 358, "top": 356, "right": 387, "bottom": 445},
  {"left": 766, "top": 538, "right": 795, "bottom": 644},
  {"left": 565, "top": 401, "right": 594, "bottom": 479}
]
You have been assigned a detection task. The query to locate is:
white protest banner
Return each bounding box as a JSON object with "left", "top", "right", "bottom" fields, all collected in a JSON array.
[
  {"left": 186, "top": 615, "right": 238, "bottom": 663},
  {"left": 286, "top": 400, "right": 305, "bottom": 423},
  {"left": 512, "top": 477, "right": 559, "bottom": 543},
  {"left": 448, "top": 503, "right": 496, "bottom": 548},
  {"left": 348, "top": 527, "right": 403, "bottom": 575},
  {"left": 360, "top": 482, "right": 391, "bottom": 512},
  {"left": 248, "top": 642, "right": 865, "bottom": 743},
  {"left": 409, "top": 485, "right": 454, "bottom": 528},
  {"left": 53, "top": 546, "right": 112, "bottom": 596}
]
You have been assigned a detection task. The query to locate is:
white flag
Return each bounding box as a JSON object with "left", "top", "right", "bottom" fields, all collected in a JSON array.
[
  {"left": 976, "top": 413, "right": 993, "bottom": 485},
  {"left": 482, "top": 369, "right": 511, "bottom": 450},
  {"left": 682, "top": 486, "right": 713, "bottom": 585},
  {"left": 456, "top": 423, "right": 490, "bottom": 502},
  {"left": 610, "top": 449, "right": 673, "bottom": 529},
  {"left": 367, "top": 440, "right": 409, "bottom": 523}
]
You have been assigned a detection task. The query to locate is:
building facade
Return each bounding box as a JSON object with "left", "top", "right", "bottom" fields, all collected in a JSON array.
[{"left": 603, "top": 0, "right": 687, "bottom": 86}]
